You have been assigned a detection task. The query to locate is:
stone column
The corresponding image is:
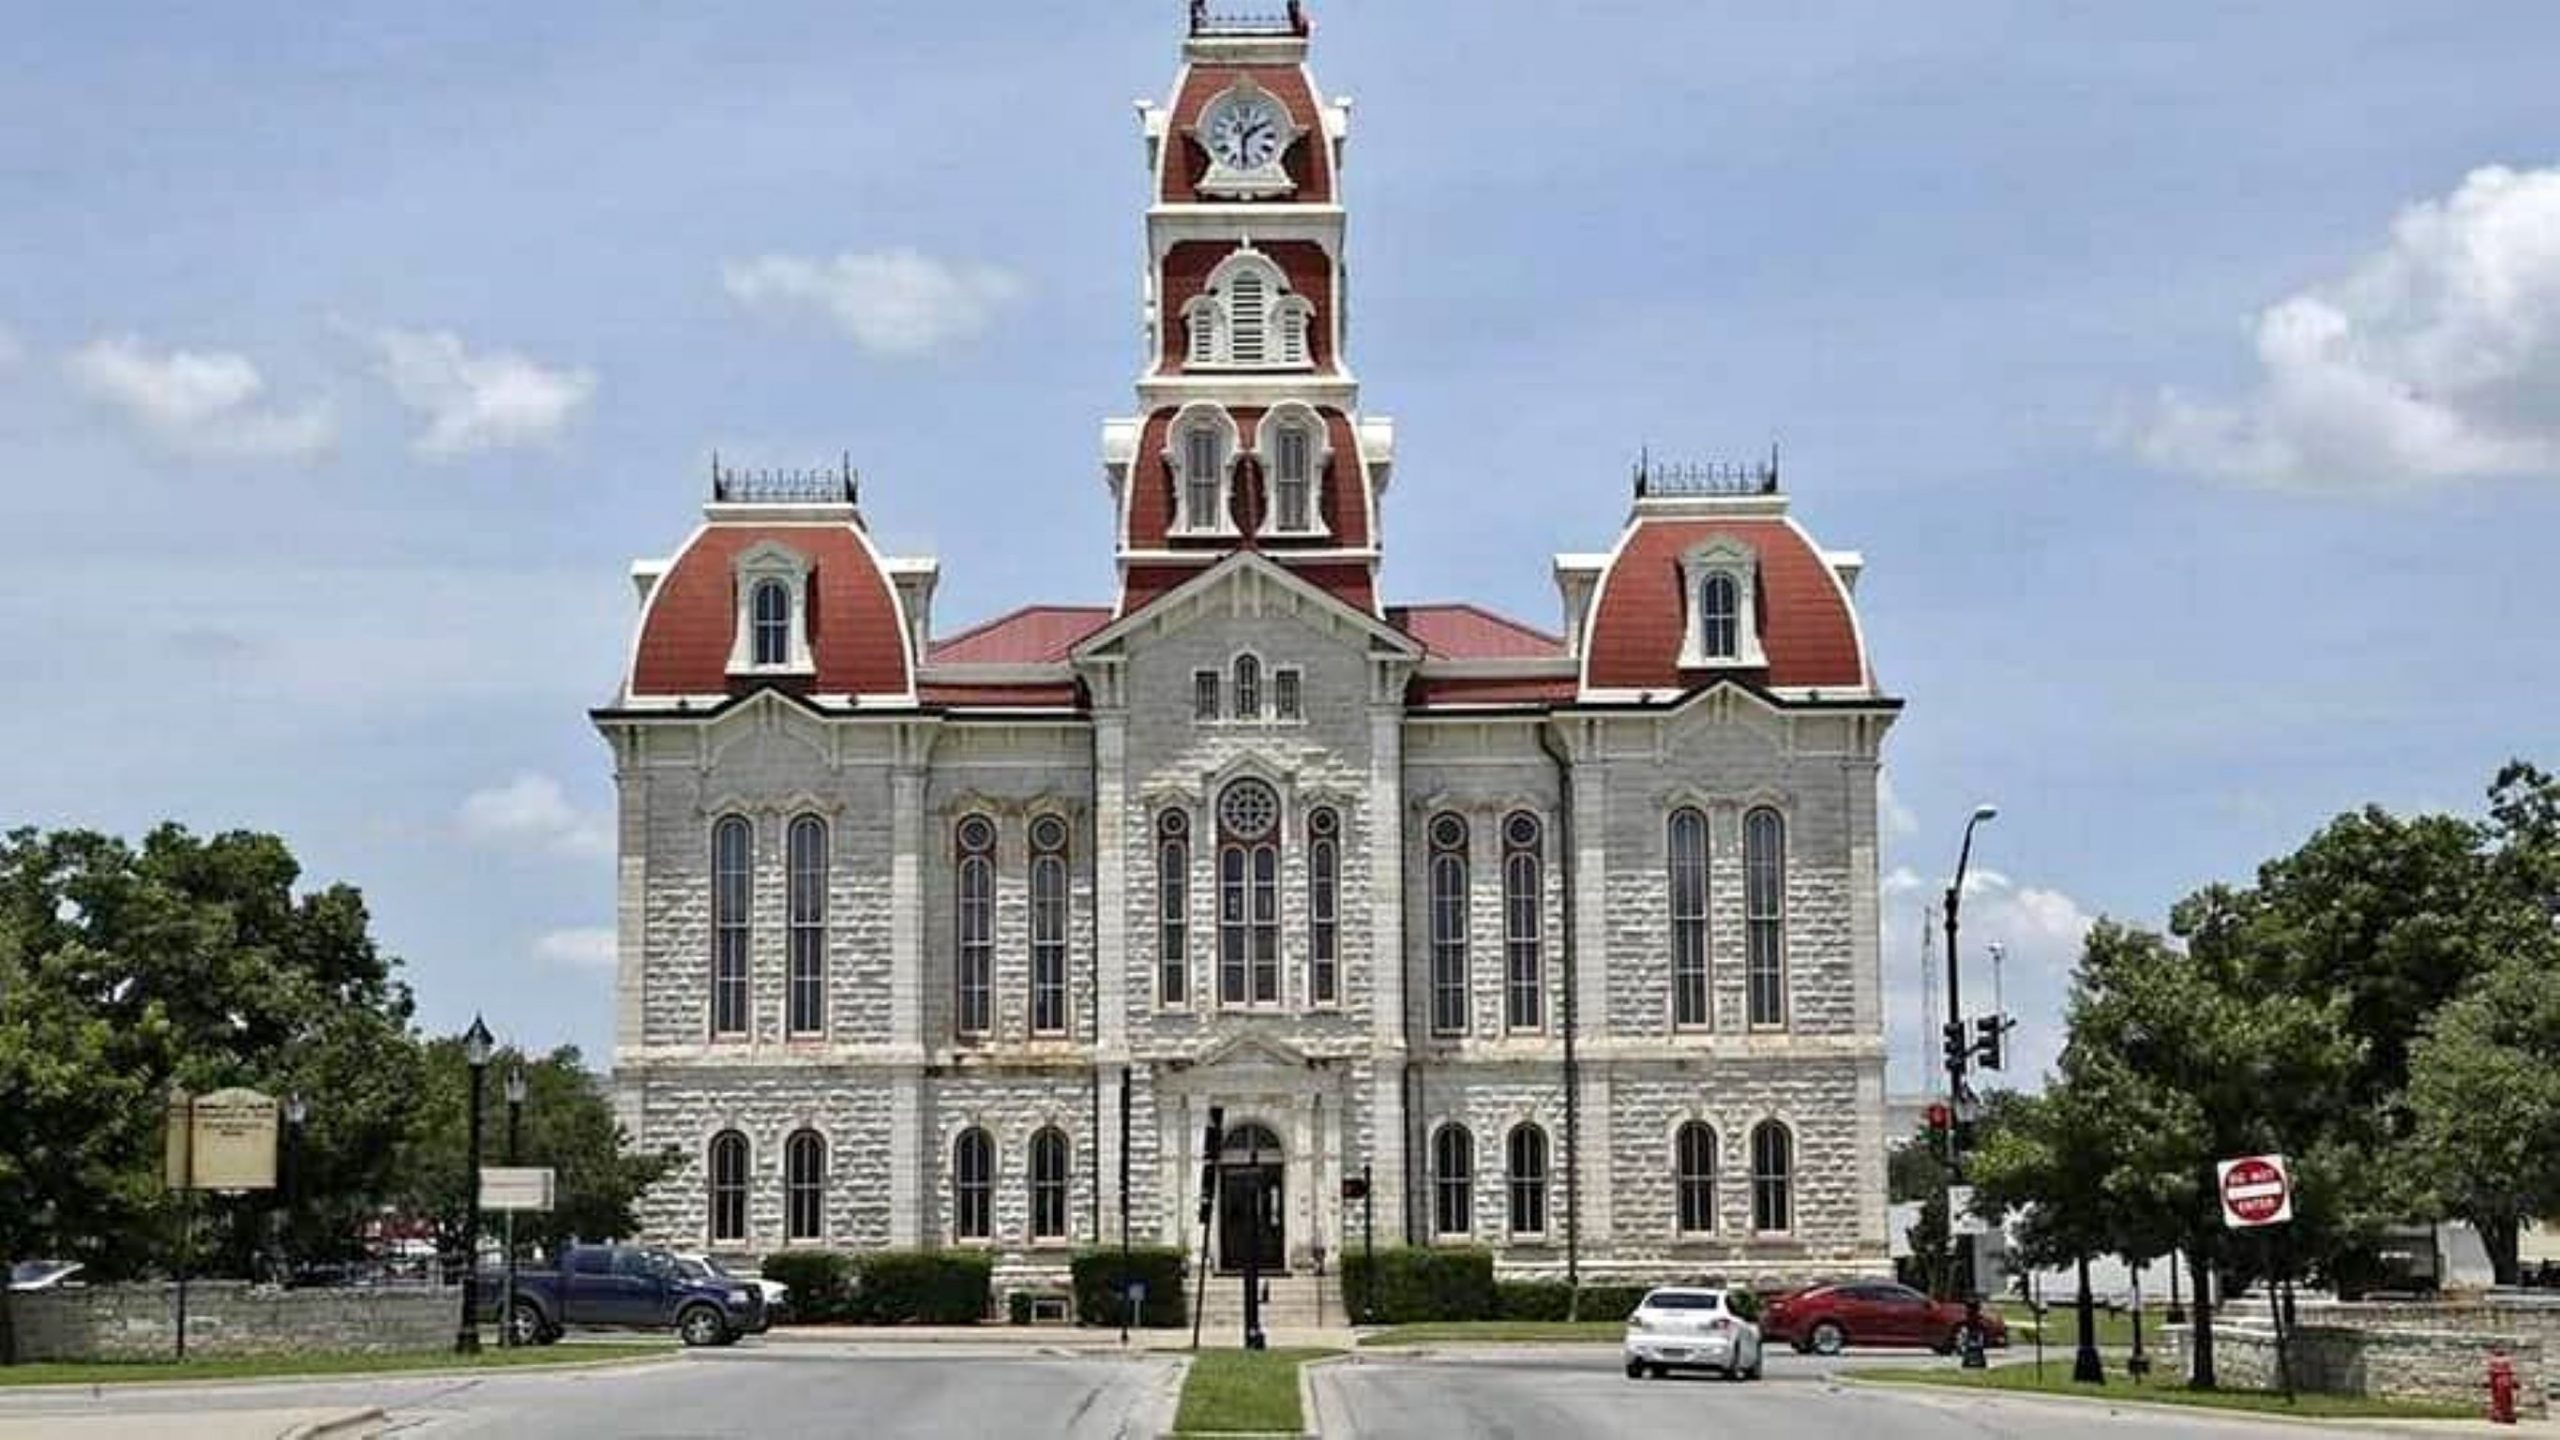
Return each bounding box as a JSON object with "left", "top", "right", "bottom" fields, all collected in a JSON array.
[
  {"left": 1367, "top": 688, "right": 1410, "bottom": 1239},
  {"left": 1291, "top": 1093, "right": 1316, "bottom": 1269},
  {"left": 888, "top": 738, "right": 928, "bottom": 1244}
]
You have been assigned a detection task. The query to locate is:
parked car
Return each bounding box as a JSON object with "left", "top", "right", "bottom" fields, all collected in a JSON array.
[
  {"left": 476, "top": 1243, "right": 765, "bottom": 1348},
  {"left": 8, "top": 1260, "right": 83, "bottom": 1292},
  {"left": 1623, "top": 1286, "right": 1763, "bottom": 1381},
  {"left": 1760, "top": 1281, "right": 2008, "bottom": 1356},
  {"left": 672, "top": 1254, "right": 786, "bottom": 1330}
]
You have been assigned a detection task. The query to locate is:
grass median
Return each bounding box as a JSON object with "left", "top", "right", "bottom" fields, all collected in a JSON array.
[
  {"left": 1171, "top": 1347, "right": 1332, "bottom": 1436},
  {"left": 1360, "top": 1320, "right": 1624, "bottom": 1347},
  {"left": 1856, "top": 1360, "right": 2476, "bottom": 1420},
  {"left": 0, "top": 1341, "right": 674, "bottom": 1388}
]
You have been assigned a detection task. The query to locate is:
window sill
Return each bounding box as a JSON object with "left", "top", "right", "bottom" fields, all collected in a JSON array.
[
  {"left": 1169, "top": 523, "right": 1243, "bottom": 541},
  {"left": 728, "top": 663, "right": 818, "bottom": 680}
]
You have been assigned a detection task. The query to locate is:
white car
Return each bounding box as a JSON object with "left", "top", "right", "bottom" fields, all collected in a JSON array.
[{"left": 1623, "top": 1286, "right": 1763, "bottom": 1381}]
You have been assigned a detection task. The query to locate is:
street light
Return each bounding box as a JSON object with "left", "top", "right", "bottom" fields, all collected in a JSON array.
[
  {"left": 280, "top": 1094, "right": 308, "bottom": 1287},
  {"left": 1938, "top": 803, "right": 1997, "bottom": 1302},
  {"left": 456, "top": 1014, "right": 494, "bottom": 1355},
  {"left": 502, "top": 1064, "right": 526, "bottom": 1348}
]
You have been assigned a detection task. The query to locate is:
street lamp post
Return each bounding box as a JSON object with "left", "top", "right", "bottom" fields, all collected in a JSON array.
[
  {"left": 455, "top": 1015, "right": 494, "bottom": 1355},
  {"left": 1938, "top": 803, "right": 1997, "bottom": 1301},
  {"left": 280, "top": 1094, "right": 308, "bottom": 1287},
  {"left": 501, "top": 1065, "right": 525, "bottom": 1348}
]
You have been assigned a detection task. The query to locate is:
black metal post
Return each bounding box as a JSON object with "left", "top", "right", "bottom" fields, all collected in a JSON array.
[
  {"left": 455, "top": 1017, "right": 492, "bottom": 1355},
  {"left": 2072, "top": 1253, "right": 2103, "bottom": 1383},
  {"left": 1241, "top": 1135, "right": 1266, "bottom": 1351},
  {"left": 1938, "top": 805, "right": 1995, "bottom": 1302},
  {"left": 1118, "top": 1067, "right": 1132, "bottom": 1343},
  {"left": 279, "top": 1096, "right": 306, "bottom": 1288},
  {"left": 1361, "top": 1162, "right": 1376, "bottom": 1325},
  {"left": 1190, "top": 1107, "right": 1222, "bottom": 1352},
  {"left": 502, "top": 1069, "right": 523, "bottom": 1348}
]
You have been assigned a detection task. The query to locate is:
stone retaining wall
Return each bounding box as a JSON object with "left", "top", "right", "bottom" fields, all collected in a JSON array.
[
  {"left": 2163, "top": 1320, "right": 2542, "bottom": 1418},
  {"left": 8, "top": 1283, "right": 458, "bottom": 1362}
]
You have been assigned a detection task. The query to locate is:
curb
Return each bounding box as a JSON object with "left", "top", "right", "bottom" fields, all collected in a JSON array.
[
  {"left": 276, "top": 1408, "right": 388, "bottom": 1440},
  {"left": 0, "top": 1350, "right": 678, "bottom": 1397},
  {"left": 1843, "top": 1373, "right": 2543, "bottom": 1433}
]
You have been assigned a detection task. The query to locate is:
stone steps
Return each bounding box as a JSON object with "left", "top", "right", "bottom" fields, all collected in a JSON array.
[{"left": 1192, "top": 1274, "right": 1345, "bottom": 1329}]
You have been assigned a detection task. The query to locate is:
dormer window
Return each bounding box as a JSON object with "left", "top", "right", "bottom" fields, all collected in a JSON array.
[
  {"left": 1167, "top": 403, "right": 1240, "bottom": 536},
  {"left": 1677, "top": 538, "right": 1768, "bottom": 671},
  {"left": 728, "top": 541, "right": 815, "bottom": 676},
  {"left": 1252, "top": 403, "right": 1333, "bottom": 538},
  {"left": 1184, "top": 251, "right": 1312, "bottom": 372}
]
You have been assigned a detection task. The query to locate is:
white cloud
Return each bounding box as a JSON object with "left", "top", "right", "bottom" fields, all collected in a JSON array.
[
  {"left": 534, "top": 927, "right": 618, "bottom": 971},
  {"left": 2135, "top": 165, "right": 2560, "bottom": 489},
  {"left": 458, "top": 773, "right": 613, "bottom": 860},
  {"left": 1877, "top": 771, "right": 1919, "bottom": 839},
  {"left": 368, "top": 327, "right": 595, "bottom": 456},
  {"left": 1882, "top": 866, "right": 2100, "bottom": 1091},
  {"left": 63, "top": 335, "right": 331, "bottom": 459},
  {"left": 721, "top": 248, "right": 1026, "bottom": 355}
]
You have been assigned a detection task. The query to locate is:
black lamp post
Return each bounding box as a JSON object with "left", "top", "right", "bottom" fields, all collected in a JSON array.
[
  {"left": 501, "top": 1065, "right": 526, "bottom": 1346},
  {"left": 280, "top": 1094, "right": 308, "bottom": 1286},
  {"left": 455, "top": 1014, "right": 494, "bottom": 1355},
  {"left": 1938, "top": 803, "right": 1997, "bottom": 1301}
]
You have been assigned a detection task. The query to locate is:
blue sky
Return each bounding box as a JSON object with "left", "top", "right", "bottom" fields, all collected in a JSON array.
[{"left": 4, "top": 3, "right": 2553, "bottom": 1090}]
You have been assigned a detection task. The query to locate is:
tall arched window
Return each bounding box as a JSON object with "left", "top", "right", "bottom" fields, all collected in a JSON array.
[
  {"left": 1668, "top": 808, "right": 1710, "bottom": 1029},
  {"left": 1181, "top": 422, "right": 1225, "bottom": 532},
  {"left": 1674, "top": 1122, "right": 1718, "bottom": 1235},
  {"left": 954, "top": 816, "right": 995, "bottom": 1037},
  {"left": 1751, "top": 1121, "right": 1794, "bottom": 1234},
  {"left": 1431, "top": 1124, "right": 1474, "bottom": 1238},
  {"left": 1231, "top": 654, "right": 1261, "bottom": 719},
  {"left": 1029, "top": 1127, "right": 1070, "bottom": 1241},
  {"left": 1745, "top": 807, "right": 1787, "bottom": 1028},
  {"left": 751, "top": 578, "right": 791, "bottom": 667},
  {"left": 952, "top": 1127, "right": 993, "bottom": 1241},
  {"left": 1307, "top": 807, "right": 1339, "bottom": 1006},
  {"left": 784, "top": 1129, "right": 826, "bottom": 1243},
  {"left": 1502, "top": 812, "right": 1543, "bottom": 1033},
  {"left": 1506, "top": 1124, "right": 1549, "bottom": 1238},
  {"left": 1698, "top": 572, "right": 1739, "bottom": 660},
  {"left": 708, "top": 1130, "right": 749, "bottom": 1244},
  {"left": 1029, "top": 815, "right": 1070, "bottom": 1036},
  {"left": 786, "top": 814, "right": 827, "bottom": 1036},
  {"left": 1273, "top": 422, "right": 1313, "bottom": 532},
  {"left": 711, "top": 816, "right": 752, "bottom": 1037},
  {"left": 1157, "top": 810, "right": 1189, "bottom": 1008},
  {"left": 1217, "top": 780, "right": 1280, "bottom": 1005},
  {"left": 1428, "top": 813, "right": 1470, "bottom": 1036}
]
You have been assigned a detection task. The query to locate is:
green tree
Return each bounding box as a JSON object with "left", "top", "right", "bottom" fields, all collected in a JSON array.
[{"left": 2401, "top": 951, "right": 2560, "bottom": 1284}]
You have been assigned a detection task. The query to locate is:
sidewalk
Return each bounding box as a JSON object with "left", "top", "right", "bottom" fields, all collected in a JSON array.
[
  {"left": 762, "top": 1322, "right": 1357, "bottom": 1351},
  {"left": 0, "top": 1408, "right": 383, "bottom": 1440}
]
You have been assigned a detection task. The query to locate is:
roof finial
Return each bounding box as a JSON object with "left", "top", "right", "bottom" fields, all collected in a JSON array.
[{"left": 1190, "top": 0, "right": 1208, "bottom": 35}]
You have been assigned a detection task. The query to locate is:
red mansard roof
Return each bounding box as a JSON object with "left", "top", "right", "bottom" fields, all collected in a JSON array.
[
  {"left": 1582, "top": 517, "right": 1868, "bottom": 693},
  {"left": 1162, "top": 64, "right": 1332, "bottom": 205},
  {"left": 629, "top": 524, "right": 912, "bottom": 699},
  {"left": 1389, "top": 603, "right": 1563, "bottom": 660},
  {"left": 928, "top": 606, "right": 1113, "bottom": 666}
]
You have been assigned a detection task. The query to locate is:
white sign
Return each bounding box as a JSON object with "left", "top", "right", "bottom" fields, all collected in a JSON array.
[
  {"left": 480, "top": 1166, "right": 557, "bottom": 1212},
  {"left": 2217, "top": 1153, "right": 2293, "bottom": 1229}
]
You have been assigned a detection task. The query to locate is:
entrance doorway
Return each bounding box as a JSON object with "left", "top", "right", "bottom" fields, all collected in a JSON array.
[{"left": 1217, "top": 1122, "right": 1285, "bottom": 1274}]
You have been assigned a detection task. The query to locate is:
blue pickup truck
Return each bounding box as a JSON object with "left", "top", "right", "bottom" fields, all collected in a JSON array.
[{"left": 480, "top": 1243, "right": 767, "bottom": 1347}]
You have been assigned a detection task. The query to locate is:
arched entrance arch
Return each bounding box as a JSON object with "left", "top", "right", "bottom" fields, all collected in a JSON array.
[{"left": 1218, "top": 1121, "right": 1286, "bottom": 1273}]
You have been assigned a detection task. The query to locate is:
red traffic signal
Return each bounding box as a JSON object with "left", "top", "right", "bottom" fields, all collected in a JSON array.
[{"left": 1925, "top": 1102, "right": 1953, "bottom": 1132}]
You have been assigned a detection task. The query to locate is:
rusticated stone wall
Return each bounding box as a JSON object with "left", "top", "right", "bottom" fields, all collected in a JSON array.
[{"left": 9, "top": 1283, "right": 455, "bottom": 1362}]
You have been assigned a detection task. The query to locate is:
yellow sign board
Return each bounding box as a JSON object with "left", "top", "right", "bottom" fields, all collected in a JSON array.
[{"left": 164, "top": 1088, "right": 280, "bottom": 1192}]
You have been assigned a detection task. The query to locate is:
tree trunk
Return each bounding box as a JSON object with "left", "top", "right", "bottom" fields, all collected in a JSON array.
[
  {"left": 0, "top": 1252, "right": 16, "bottom": 1366},
  {"left": 2073, "top": 1253, "right": 2104, "bottom": 1383},
  {"left": 2480, "top": 1213, "right": 2521, "bottom": 1288},
  {"left": 2186, "top": 1243, "right": 2216, "bottom": 1390}
]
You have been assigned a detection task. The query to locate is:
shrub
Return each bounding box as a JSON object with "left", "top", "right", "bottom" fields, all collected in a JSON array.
[
  {"left": 1007, "top": 1289, "right": 1034, "bottom": 1325},
  {"left": 758, "top": 1250, "right": 857, "bottom": 1323},
  {"left": 1339, "top": 1247, "right": 1496, "bottom": 1323},
  {"left": 851, "top": 1250, "right": 993, "bottom": 1324},
  {"left": 1575, "top": 1284, "right": 1653, "bottom": 1322},
  {"left": 1070, "top": 1247, "right": 1189, "bottom": 1327},
  {"left": 1495, "top": 1280, "right": 1575, "bottom": 1321}
]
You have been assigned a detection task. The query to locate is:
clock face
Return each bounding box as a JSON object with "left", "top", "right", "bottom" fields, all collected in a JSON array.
[{"left": 1208, "top": 98, "right": 1285, "bottom": 170}]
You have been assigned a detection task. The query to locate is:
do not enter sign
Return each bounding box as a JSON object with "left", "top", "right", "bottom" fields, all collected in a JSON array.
[{"left": 2218, "top": 1153, "right": 2293, "bottom": 1228}]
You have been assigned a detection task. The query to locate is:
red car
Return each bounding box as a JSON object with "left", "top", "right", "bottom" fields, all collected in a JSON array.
[{"left": 1760, "top": 1281, "right": 2008, "bottom": 1356}]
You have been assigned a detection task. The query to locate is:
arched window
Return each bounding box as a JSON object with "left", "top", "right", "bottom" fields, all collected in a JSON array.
[
  {"left": 1181, "top": 422, "right": 1225, "bottom": 532},
  {"left": 1506, "top": 1124, "right": 1549, "bottom": 1238},
  {"left": 1502, "top": 812, "right": 1543, "bottom": 1033},
  {"left": 952, "top": 1127, "right": 993, "bottom": 1241},
  {"left": 1428, "top": 813, "right": 1470, "bottom": 1036},
  {"left": 1274, "top": 297, "right": 1311, "bottom": 369},
  {"left": 1157, "top": 810, "right": 1190, "bottom": 1008},
  {"left": 1227, "top": 266, "right": 1268, "bottom": 364},
  {"left": 1745, "top": 808, "right": 1787, "bottom": 1028},
  {"left": 1217, "top": 780, "right": 1280, "bottom": 1005},
  {"left": 954, "top": 816, "right": 995, "bottom": 1037},
  {"left": 785, "top": 1129, "right": 826, "bottom": 1242},
  {"left": 1668, "top": 808, "right": 1709, "bottom": 1029},
  {"left": 1751, "top": 1121, "right": 1793, "bottom": 1234},
  {"left": 1698, "top": 573, "right": 1739, "bottom": 660},
  {"left": 1186, "top": 300, "right": 1222, "bottom": 366},
  {"left": 1307, "top": 807, "right": 1339, "bottom": 1006},
  {"left": 1029, "top": 815, "right": 1070, "bottom": 1036},
  {"left": 1674, "top": 1122, "right": 1717, "bottom": 1235},
  {"left": 1188, "top": 255, "right": 1312, "bottom": 372},
  {"left": 708, "top": 1130, "right": 749, "bottom": 1244},
  {"left": 1272, "top": 422, "right": 1313, "bottom": 532},
  {"left": 1232, "top": 654, "right": 1261, "bottom": 719},
  {"left": 1029, "top": 1127, "right": 1070, "bottom": 1241},
  {"left": 710, "top": 816, "right": 752, "bottom": 1037},
  {"left": 750, "top": 578, "right": 791, "bottom": 667},
  {"left": 786, "top": 814, "right": 827, "bottom": 1036},
  {"left": 1431, "top": 1124, "right": 1474, "bottom": 1237}
]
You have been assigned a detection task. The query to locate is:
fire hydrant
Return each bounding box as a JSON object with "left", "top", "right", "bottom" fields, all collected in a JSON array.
[{"left": 2488, "top": 1349, "right": 2518, "bottom": 1425}]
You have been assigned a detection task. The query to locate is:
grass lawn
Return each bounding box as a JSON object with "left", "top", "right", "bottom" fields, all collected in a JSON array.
[
  {"left": 1857, "top": 1360, "right": 2476, "bottom": 1420},
  {"left": 1993, "top": 1300, "right": 2155, "bottom": 1352},
  {"left": 1361, "top": 1321, "right": 1624, "bottom": 1347},
  {"left": 1171, "top": 1348, "right": 1332, "bottom": 1435},
  {"left": 0, "top": 1342, "right": 673, "bottom": 1388}
]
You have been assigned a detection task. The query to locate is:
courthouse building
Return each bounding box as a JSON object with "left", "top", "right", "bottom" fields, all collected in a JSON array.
[{"left": 599, "top": 6, "right": 1899, "bottom": 1291}]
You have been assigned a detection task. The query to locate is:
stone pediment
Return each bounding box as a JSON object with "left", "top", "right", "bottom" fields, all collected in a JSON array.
[{"left": 1194, "top": 1031, "right": 1313, "bottom": 1079}]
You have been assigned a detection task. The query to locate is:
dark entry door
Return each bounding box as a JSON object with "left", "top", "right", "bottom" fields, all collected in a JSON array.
[{"left": 1217, "top": 1123, "right": 1286, "bottom": 1273}]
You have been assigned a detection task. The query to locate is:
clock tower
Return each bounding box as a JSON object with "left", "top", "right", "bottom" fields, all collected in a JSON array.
[{"left": 1103, "top": 2, "right": 1393, "bottom": 618}]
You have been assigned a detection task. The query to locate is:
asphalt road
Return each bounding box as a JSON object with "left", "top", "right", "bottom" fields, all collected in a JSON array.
[
  {"left": 1311, "top": 1347, "right": 2469, "bottom": 1440},
  {"left": 0, "top": 1346, "right": 1185, "bottom": 1440}
]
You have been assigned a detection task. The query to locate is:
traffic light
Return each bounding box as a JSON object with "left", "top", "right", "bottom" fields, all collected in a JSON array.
[
  {"left": 1973, "top": 1014, "right": 2006, "bottom": 1071},
  {"left": 1941, "top": 1019, "right": 1970, "bottom": 1076}
]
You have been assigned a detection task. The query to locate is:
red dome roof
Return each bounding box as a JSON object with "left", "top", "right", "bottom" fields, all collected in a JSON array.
[
  {"left": 628, "top": 523, "right": 913, "bottom": 700},
  {"left": 1582, "top": 516, "right": 1869, "bottom": 694}
]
